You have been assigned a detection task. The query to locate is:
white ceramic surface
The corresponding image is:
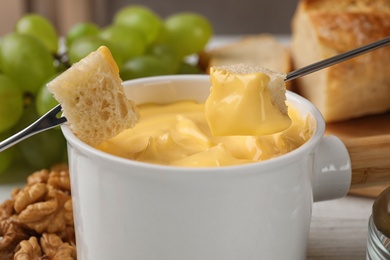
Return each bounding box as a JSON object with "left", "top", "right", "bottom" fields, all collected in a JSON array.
[{"left": 62, "top": 75, "right": 351, "bottom": 260}]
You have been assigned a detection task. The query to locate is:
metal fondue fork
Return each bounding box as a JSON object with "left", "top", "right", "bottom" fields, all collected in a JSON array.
[
  {"left": 285, "top": 36, "right": 390, "bottom": 82},
  {"left": 1, "top": 36, "right": 390, "bottom": 152},
  {"left": 0, "top": 104, "right": 66, "bottom": 152}
]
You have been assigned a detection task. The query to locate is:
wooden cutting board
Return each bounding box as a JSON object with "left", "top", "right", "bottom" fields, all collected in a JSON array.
[{"left": 325, "top": 111, "right": 390, "bottom": 198}]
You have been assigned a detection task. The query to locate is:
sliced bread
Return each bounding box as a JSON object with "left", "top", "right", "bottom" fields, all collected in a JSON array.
[{"left": 47, "top": 46, "right": 139, "bottom": 146}]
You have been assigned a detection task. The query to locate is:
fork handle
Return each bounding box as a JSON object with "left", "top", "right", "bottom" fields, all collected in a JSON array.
[
  {"left": 286, "top": 36, "right": 390, "bottom": 82},
  {"left": 0, "top": 123, "right": 40, "bottom": 152},
  {"left": 0, "top": 104, "right": 66, "bottom": 153}
]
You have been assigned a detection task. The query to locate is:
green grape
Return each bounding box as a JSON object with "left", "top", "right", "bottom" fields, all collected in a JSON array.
[
  {"left": 36, "top": 75, "right": 59, "bottom": 116},
  {"left": 161, "top": 13, "right": 213, "bottom": 57},
  {"left": 68, "top": 35, "right": 123, "bottom": 68},
  {"left": 66, "top": 22, "right": 100, "bottom": 48},
  {"left": 14, "top": 103, "right": 67, "bottom": 170},
  {"left": 0, "top": 131, "right": 15, "bottom": 175},
  {"left": 100, "top": 25, "right": 146, "bottom": 61},
  {"left": 113, "top": 5, "right": 162, "bottom": 44},
  {"left": 120, "top": 55, "right": 172, "bottom": 80},
  {"left": 146, "top": 42, "right": 180, "bottom": 73},
  {"left": 0, "top": 74, "right": 24, "bottom": 133},
  {"left": 20, "top": 128, "right": 67, "bottom": 170},
  {"left": 0, "top": 38, "right": 2, "bottom": 72},
  {"left": 0, "top": 33, "right": 56, "bottom": 94},
  {"left": 15, "top": 14, "right": 59, "bottom": 54},
  {"left": 177, "top": 61, "right": 202, "bottom": 74},
  {"left": 68, "top": 36, "right": 107, "bottom": 64}
]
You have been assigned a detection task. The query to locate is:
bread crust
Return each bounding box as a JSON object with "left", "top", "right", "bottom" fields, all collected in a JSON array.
[
  {"left": 299, "top": 0, "right": 390, "bottom": 12},
  {"left": 292, "top": 0, "right": 390, "bottom": 122}
]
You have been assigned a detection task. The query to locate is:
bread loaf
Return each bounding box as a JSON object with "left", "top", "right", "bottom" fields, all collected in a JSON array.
[
  {"left": 291, "top": 0, "right": 390, "bottom": 122},
  {"left": 47, "top": 46, "right": 139, "bottom": 146},
  {"left": 199, "top": 34, "right": 292, "bottom": 89}
]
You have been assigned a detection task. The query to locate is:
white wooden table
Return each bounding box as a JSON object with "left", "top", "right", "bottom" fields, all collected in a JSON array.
[{"left": 308, "top": 196, "right": 372, "bottom": 259}]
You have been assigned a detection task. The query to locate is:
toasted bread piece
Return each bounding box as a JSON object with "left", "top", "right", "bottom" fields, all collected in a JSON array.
[
  {"left": 291, "top": 0, "right": 390, "bottom": 122},
  {"left": 205, "top": 64, "right": 291, "bottom": 136},
  {"left": 47, "top": 46, "right": 139, "bottom": 146},
  {"left": 199, "top": 34, "right": 292, "bottom": 89}
]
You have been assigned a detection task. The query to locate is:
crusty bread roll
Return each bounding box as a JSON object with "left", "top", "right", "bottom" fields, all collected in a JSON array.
[
  {"left": 199, "top": 34, "right": 292, "bottom": 89},
  {"left": 291, "top": 0, "right": 390, "bottom": 122},
  {"left": 47, "top": 46, "right": 139, "bottom": 146}
]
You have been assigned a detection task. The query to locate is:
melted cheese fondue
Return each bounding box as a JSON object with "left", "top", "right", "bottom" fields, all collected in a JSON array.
[{"left": 96, "top": 101, "right": 313, "bottom": 167}]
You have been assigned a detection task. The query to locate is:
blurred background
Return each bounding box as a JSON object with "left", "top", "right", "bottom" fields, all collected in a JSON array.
[{"left": 1, "top": 0, "right": 299, "bottom": 36}]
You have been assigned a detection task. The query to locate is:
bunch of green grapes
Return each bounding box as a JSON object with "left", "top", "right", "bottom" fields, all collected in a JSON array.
[
  {"left": 0, "top": 6, "right": 213, "bottom": 176},
  {"left": 0, "top": 14, "right": 67, "bottom": 176},
  {"left": 67, "top": 5, "right": 213, "bottom": 79}
]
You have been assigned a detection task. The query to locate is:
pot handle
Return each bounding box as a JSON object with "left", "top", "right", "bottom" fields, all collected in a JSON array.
[
  {"left": 313, "top": 135, "right": 351, "bottom": 202},
  {"left": 345, "top": 135, "right": 390, "bottom": 189}
]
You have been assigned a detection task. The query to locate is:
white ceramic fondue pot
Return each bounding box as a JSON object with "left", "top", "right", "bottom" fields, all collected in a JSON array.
[{"left": 61, "top": 75, "right": 351, "bottom": 260}]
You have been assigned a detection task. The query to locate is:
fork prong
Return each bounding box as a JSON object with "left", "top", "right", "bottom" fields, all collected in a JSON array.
[
  {"left": 33, "top": 104, "right": 67, "bottom": 131},
  {"left": 46, "top": 104, "right": 63, "bottom": 116}
]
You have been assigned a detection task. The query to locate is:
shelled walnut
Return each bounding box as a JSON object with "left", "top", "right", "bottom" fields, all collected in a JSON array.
[
  {"left": 0, "top": 164, "right": 76, "bottom": 260},
  {"left": 14, "top": 234, "right": 76, "bottom": 260}
]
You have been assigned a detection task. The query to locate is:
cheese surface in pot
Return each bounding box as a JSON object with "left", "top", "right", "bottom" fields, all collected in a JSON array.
[{"left": 96, "top": 101, "right": 313, "bottom": 167}]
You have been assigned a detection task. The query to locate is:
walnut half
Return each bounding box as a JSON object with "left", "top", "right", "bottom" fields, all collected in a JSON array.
[
  {"left": 14, "top": 236, "right": 42, "bottom": 260},
  {"left": 14, "top": 233, "right": 76, "bottom": 260}
]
